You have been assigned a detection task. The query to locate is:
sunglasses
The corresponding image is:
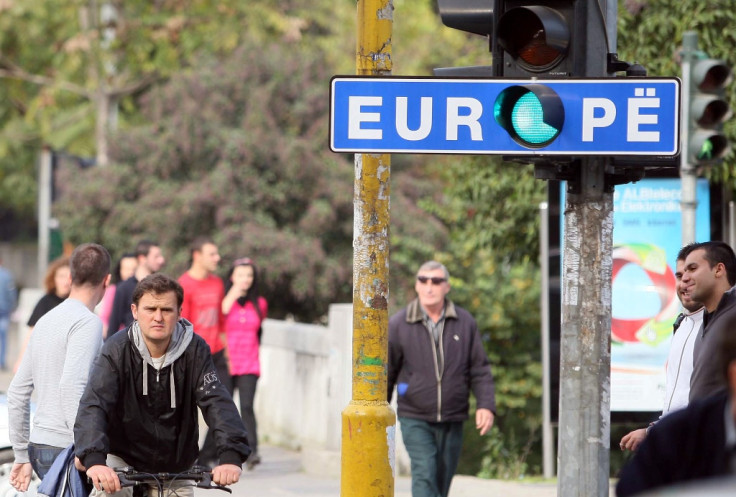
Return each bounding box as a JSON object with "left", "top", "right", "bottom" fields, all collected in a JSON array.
[{"left": 417, "top": 276, "right": 447, "bottom": 285}]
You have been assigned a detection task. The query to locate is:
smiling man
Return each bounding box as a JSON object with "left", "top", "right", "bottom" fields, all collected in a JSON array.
[
  {"left": 388, "top": 261, "right": 495, "bottom": 497},
  {"left": 74, "top": 274, "right": 249, "bottom": 497},
  {"left": 681, "top": 241, "right": 736, "bottom": 402}
]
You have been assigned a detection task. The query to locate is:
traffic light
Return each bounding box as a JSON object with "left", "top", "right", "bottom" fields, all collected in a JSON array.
[
  {"left": 493, "top": 0, "right": 608, "bottom": 77},
  {"left": 687, "top": 56, "right": 732, "bottom": 164},
  {"left": 435, "top": 0, "right": 496, "bottom": 77},
  {"left": 493, "top": 84, "right": 565, "bottom": 148}
]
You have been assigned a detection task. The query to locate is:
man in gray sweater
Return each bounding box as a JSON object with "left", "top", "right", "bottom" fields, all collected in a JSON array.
[{"left": 8, "top": 243, "right": 111, "bottom": 491}]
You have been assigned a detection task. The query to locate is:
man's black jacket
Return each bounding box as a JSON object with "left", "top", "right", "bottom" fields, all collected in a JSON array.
[{"left": 74, "top": 319, "right": 250, "bottom": 472}]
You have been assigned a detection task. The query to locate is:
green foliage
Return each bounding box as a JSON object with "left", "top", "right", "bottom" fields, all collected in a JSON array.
[
  {"left": 618, "top": 0, "right": 736, "bottom": 185},
  {"left": 401, "top": 155, "right": 546, "bottom": 478}
]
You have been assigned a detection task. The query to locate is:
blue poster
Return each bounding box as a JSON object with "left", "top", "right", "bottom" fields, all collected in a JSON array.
[{"left": 562, "top": 177, "right": 710, "bottom": 412}]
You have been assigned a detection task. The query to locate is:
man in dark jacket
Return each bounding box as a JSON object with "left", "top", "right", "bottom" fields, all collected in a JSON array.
[
  {"left": 616, "top": 302, "right": 736, "bottom": 496},
  {"left": 74, "top": 274, "right": 249, "bottom": 497},
  {"left": 682, "top": 241, "right": 736, "bottom": 401},
  {"left": 388, "top": 261, "right": 495, "bottom": 497}
]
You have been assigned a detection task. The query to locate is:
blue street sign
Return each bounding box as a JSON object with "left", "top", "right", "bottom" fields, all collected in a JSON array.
[{"left": 330, "top": 76, "right": 681, "bottom": 156}]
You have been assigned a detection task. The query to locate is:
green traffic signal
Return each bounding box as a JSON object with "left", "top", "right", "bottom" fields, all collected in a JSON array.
[{"left": 494, "top": 84, "right": 565, "bottom": 148}]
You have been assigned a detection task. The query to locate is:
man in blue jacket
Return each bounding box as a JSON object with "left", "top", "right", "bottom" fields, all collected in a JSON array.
[{"left": 388, "top": 261, "right": 496, "bottom": 497}]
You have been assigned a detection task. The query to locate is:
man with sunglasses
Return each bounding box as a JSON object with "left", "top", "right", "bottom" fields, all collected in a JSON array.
[{"left": 388, "top": 261, "right": 496, "bottom": 497}]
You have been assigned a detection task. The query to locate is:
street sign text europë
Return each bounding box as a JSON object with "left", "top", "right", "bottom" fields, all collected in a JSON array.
[{"left": 330, "top": 76, "right": 681, "bottom": 157}]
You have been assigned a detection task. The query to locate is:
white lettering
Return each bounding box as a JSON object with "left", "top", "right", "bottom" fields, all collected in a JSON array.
[
  {"left": 348, "top": 96, "right": 383, "bottom": 140},
  {"left": 396, "top": 97, "right": 432, "bottom": 141},
  {"left": 446, "top": 98, "right": 483, "bottom": 141},
  {"left": 582, "top": 98, "right": 616, "bottom": 142},
  {"left": 627, "top": 89, "right": 660, "bottom": 142}
]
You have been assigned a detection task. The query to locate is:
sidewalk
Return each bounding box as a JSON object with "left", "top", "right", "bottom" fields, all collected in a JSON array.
[
  {"left": 225, "top": 444, "right": 560, "bottom": 497},
  {"left": 0, "top": 365, "right": 571, "bottom": 497}
]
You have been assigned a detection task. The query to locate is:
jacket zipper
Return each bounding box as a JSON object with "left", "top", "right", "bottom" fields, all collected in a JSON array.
[{"left": 426, "top": 324, "right": 445, "bottom": 422}]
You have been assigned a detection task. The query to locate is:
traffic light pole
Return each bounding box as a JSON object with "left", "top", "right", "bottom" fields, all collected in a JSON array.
[
  {"left": 557, "top": 2, "right": 615, "bottom": 495},
  {"left": 680, "top": 32, "right": 698, "bottom": 245},
  {"left": 340, "top": 1, "right": 396, "bottom": 497},
  {"left": 557, "top": 159, "right": 613, "bottom": 497}
]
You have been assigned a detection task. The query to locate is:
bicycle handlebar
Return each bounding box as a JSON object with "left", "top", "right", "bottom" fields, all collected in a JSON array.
[{"left": 114, "top": 466, "right": 233, "bottom": 493}]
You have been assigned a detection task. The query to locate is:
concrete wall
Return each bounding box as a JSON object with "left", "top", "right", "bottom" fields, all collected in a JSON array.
[
  {"left": 255, "top": 304, "right": 410, "bottom": 478},
  {"left": 0, "top": 243, "right": 39, "bottom": 290}
]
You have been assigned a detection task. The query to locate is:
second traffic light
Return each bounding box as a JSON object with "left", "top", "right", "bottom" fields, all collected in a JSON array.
[{"left": 687, "top": 56, "right": 732, "bottom": 164}]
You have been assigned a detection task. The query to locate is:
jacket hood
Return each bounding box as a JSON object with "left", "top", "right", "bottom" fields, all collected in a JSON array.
[{"left": 127, "top": 318, "right": 194, "bottom": 408}]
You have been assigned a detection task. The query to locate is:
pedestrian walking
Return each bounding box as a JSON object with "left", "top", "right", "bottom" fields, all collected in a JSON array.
[
  {"left": 222, "top": 257, "right": 267, "bottom": 469},
  {"left": 0, "top": 256, "right": 17, "bottom": 370},
  {"left": 617, "top": 312, "right": 736, "bottom": 495},
  {"left": 177, "top": 237, "right": 229, "bottom": 467},
  {"left": 682, "top": 241, "right": 736, "bottom": 402},
  {"left": 107, "top": 239, "right": 165, "bottom": 338},
  {"left": 619, "top": 244, "right": 704, "bottom": 451},
  {"left": 7, "top": 243, "right": 110, "bottom": 490},
  {"left": 99, "top": 252, "right": 137, "bottom": 339},
  {"left": 13, "top": 255, "right": 71, "bottom": 372},
  {"left": 388, "top": 261, "right": 496, "bottom": 497}
]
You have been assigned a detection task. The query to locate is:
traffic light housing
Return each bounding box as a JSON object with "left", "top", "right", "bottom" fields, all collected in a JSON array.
[
  {"left": 493, "top": 0, "right": 608, "bottom": 77},
  {"left": 687, "top": 57, "right": 732, "bottom": 164},
  {"left": 435, "top": 0, "right": 496, "bottom": 77}
]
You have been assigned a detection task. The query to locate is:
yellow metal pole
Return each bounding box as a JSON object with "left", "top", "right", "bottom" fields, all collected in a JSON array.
[{"left": 341, "top": 1, "right": 395, "bottom": 497}]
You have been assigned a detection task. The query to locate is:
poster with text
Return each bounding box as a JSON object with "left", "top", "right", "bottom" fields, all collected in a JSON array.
[{"left": 562, "top": 178, "right": 710, "bottom": 412}]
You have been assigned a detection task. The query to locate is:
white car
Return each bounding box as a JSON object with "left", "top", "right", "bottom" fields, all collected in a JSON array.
[{"left": 0, "top": 393, "right": 38, "bottom": 497}]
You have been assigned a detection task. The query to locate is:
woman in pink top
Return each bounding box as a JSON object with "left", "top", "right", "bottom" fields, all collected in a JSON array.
[{"left": 222, "top": 257, "right": 267, "bottom": 470}]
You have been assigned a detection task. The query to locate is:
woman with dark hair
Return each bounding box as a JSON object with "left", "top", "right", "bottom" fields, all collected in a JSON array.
[
  {"left": 99, "top": 252, "right": 137, "bottom": 339},
  {"left": 13, "top": 256, "right": 71, "bottom": 372},
  {"left": 222, "top": 257, "right": 267, "bottom": 470}
]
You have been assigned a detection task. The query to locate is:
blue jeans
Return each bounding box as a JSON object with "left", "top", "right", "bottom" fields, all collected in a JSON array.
[
  {"left": 28, "top": 443, "right": 64, "bottom": 480},
  {"left": 399, "top": 417, "right": 464, "bottom": 497}
]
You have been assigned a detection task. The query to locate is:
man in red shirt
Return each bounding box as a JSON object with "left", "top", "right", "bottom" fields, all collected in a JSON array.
[{"left": 178, "top": 237, "right": 230, "bottom": 467}]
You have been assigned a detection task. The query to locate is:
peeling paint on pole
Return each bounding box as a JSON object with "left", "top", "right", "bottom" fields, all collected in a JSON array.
[
  {"left": 342, "top": 1, "right": 396, "bottom": 496},
  {"left": 558, "top": 161, "right": 613, "bottom": 497}
]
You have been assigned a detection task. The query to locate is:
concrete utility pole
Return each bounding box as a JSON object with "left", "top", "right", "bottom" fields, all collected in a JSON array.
[
  {"left": 680, "top": 32, "right": 698, "bottom": 245},
  {"left": 557, "top": 1, "right": 616, "bottom": 495},
  {"left": 340, "top": 1, "right": 395, "bottom": 497},
  {"left": 557, "top": 161, "right": 613, "bottom": 496},
  {"left": 37, "top": 147, "right": 53, "bottom": 286}
]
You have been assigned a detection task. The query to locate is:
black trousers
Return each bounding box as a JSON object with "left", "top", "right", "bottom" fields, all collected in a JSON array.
[{"left": 228, "top": 374, "right": 259, "bottom": 455}]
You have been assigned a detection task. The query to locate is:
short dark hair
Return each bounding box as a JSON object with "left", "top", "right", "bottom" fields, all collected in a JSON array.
[
  {"left": 132, "top": 273, "right": 184, "bottom": 308},
  {"left": 189, "top": 236, "right": 215, "bottom": 259},
  {"left": 676, "top": 243, "right": 698, "bottom": 262},
  {"left": 135, "top": 239, "right": 159, "bottom": 259},
  {"left": 111, "top": 252, "right": 137, "bottom": 285},
  {"left": 70, "top": 243, "right": 111, "bottom": 287},
  {"left": 687, "top": 241, "right": 736, "bottom": 286}
]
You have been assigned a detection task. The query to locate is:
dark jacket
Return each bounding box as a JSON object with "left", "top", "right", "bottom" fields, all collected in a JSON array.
[
  {"left": 74, "top": 319, "right": 250, "bottom": 473},
  {"left": 690, "top": 287, "right": 736, "bottom": 401},
  {"left": 387, "top": 298, "right": 496, "bottom": 422},
  {"left": 616, "top": 389, "right": 731, "bottom": 497},
  {"left": 106, "top": 276, "right": 138, "bottom": 338}
]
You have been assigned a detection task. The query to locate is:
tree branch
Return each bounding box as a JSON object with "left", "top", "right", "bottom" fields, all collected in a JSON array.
[{"left": 0, "top": 63, "right": 91, "bottom": 99}]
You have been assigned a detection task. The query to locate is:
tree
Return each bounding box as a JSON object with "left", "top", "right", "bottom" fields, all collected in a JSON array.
[
  {"left": 425, "top": 155, "right": 546, "bottom": 477},
  {"left": 0, "top": 0, "right": 361, "bottom": 232}
]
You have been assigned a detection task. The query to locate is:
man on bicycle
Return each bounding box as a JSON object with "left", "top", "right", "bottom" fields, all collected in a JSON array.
[{"left": 74, "top": 274, "right": 250, "bottom": 496}]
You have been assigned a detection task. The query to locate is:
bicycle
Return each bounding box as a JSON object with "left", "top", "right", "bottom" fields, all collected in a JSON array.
[{"left": 114, "top": 465, "right": 233, "bottom": 497}]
